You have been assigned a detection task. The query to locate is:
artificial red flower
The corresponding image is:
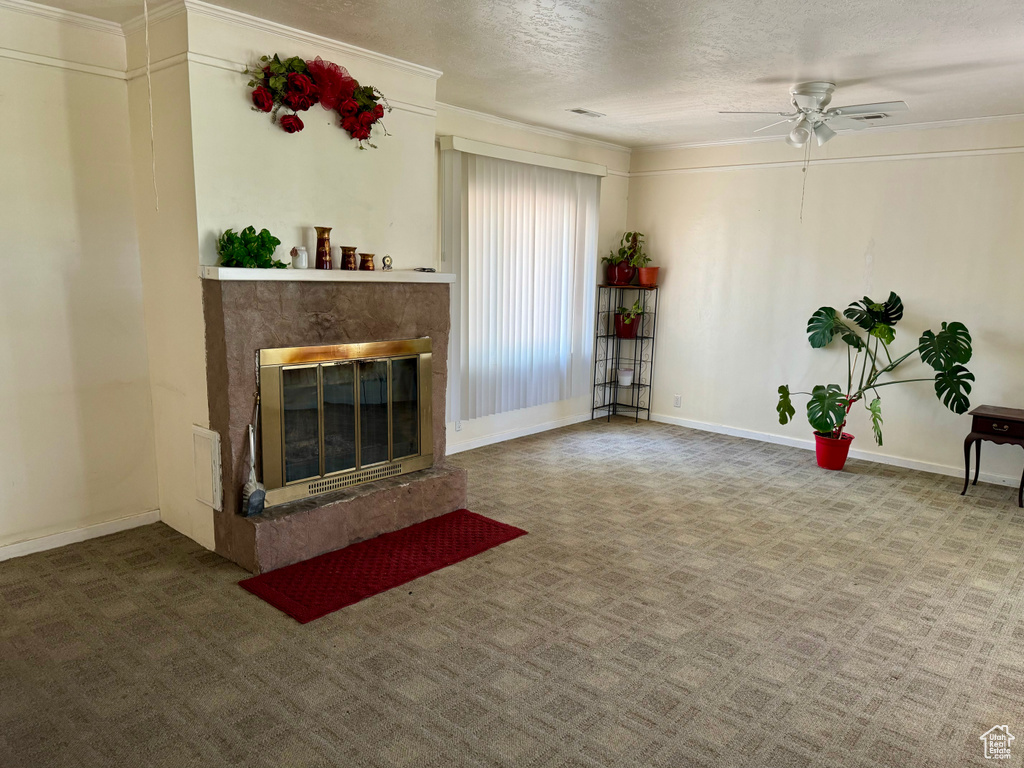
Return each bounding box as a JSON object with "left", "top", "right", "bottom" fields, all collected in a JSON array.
[
  {"left": 339, "top": 98, "right": 359, "bottom": 117},
  {"left": 353, "top": 126, "right": 371, "bottom": 141},
  {"left": 284, "top": 91, "right": 316, "bottom": 111},
  {"left": 373, "top": 103, "right": 385, "bottom": 119},
  {"left": 280, "top": 114, "right": 304, "bottom": 133},
  {"left": 287, "top": 72, "right": 317, "bottom": 97},
  {"left": 251, "top": 86, "right": 274, "bottom": 112},
  {"left": 359, "top": 110, "right": 376, "bottom": 127},
  {"left": 341, "top": 115, "right": 358, "bottom": 132}
]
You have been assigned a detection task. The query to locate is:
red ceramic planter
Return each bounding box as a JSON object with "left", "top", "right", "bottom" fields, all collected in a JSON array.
[
  {"left": 606, "top": 263, "right": 636, "bottom": 286},
  {"left": 614, "top": 314, "right": 640, "bottom": 339},
  {"left": 814, "top": 432, "right": 854, "bottom": 470}
]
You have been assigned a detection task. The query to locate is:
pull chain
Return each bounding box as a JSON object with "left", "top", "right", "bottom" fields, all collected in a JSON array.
[{"left": 799, "top": 139, "right": 811, "bottom": 222}]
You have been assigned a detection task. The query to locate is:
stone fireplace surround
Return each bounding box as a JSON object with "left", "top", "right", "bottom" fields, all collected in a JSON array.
[{"left": 202, "top": 273, "right": 467, "bottom": 573}]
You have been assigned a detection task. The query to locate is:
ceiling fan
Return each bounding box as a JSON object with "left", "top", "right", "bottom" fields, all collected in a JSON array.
[{"left": 721, "top": 82, "right": 909, "bottom": 148}]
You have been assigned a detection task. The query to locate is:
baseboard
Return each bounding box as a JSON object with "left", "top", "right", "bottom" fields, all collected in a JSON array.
[
  {"left": 447, "top": 412, "right": 593, "bottom": 454},
  {"left": 0, "top": 509, "right": 161, "bottom": 563},
  {"left": 650, "top": 413, "right": 1019, "bottom": 488}
]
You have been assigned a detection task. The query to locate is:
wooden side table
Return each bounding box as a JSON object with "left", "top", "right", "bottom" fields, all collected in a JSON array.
[{"left": 962, "top": 405, "right": 1024, "bottom": 507}]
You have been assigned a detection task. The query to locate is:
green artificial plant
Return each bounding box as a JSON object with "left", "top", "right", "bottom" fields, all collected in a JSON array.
[
  {"left": 615, "top": 299, "right": 644, "bottom": 325},
  {"left": 217, "top": 226, "right": 287, "bottom": 269},
  {"left": 603, "top": 231, "right": 648, "bottom": 266},
  {"left": 776, "top": 292, "right": 974, "bottom": 445}
]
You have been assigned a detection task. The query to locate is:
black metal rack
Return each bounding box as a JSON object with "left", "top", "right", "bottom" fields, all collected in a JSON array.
[{"left": 592, "top": 284, "right": 659, "bottom": 422}]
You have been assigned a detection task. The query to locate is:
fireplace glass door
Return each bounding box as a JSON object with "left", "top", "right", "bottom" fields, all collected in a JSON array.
[
  {"left": 259, "top": 339, "right": 433, "bottom": 506},
  {"left": 323, "top": 362, "right": 357, "bottom": 474}
]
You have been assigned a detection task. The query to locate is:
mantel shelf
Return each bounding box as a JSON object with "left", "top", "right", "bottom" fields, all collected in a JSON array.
[{"left": 199, "top": 266, "right": 455, "bottom": 284}]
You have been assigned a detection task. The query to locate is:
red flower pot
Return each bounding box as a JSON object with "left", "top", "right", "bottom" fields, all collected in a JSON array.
[
  {"left": 637, "top": 266, "right": 660, "bottom": 287},
  {"left": 814, "top": 432, "right": 854, "bottom": 470},
  {"left": 606, "top": 263, "right": 636, "bottom": 286},
  {"left": 614, "top": 314, "right": 640, "bottom": 339}
]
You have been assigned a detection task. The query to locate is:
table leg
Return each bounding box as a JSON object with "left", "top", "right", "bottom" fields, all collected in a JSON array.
[
  {"left": 973, "top": 439, "right": 982, "bottom": 486},
  {"left": 1018, "top": 463, "right": 1023, "bottom": 508},
  {"left": 962, "top": 437, "right": 974, "bottom": 496}
]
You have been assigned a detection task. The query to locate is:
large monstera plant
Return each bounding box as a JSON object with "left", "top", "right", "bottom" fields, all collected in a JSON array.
[{"left": 776, "top": 292, "right": 974, "bottom": 446}]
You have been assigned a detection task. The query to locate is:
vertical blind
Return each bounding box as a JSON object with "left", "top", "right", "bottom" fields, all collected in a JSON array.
[{"left": 442, "top": 150, "right": 599, "bottom": 421}]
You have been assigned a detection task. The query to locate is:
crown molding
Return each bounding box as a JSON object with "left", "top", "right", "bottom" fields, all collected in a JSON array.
[
  {"left": 0, "top": 0, "right": 123, "bottom": 35},
  {"left": 633, "top": 112, "right": 1024, "bottom": 153},
  {"left": 120, "top": 0, "right": 185, "bottom": 34},
  {"left": 122, "top": 0, "right": 442, "bottom": 82},
  {"left": 0, "top": 45, "right": 125, "bottom": 78},
  {"left": 128, "top": 50, "right": 437, "bottom": 115},
  {"left": 436, "top": 101, "right": 632, "bottom": 155},
  {"left": 629, "top": 145, "right": 1024, "bottom": 177}
]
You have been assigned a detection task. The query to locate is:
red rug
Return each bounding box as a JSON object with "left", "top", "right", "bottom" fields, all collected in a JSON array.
[{"left": 239, "top": 509, "right": 527, "bottom": 624}]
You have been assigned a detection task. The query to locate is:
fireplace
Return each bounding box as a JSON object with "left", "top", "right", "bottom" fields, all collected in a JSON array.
[
  {"left": 202, "top": 277, "right": 467, "bottom": 574},
  {"left": 258, "top": 338, "right": 434, "bottom": 506}
]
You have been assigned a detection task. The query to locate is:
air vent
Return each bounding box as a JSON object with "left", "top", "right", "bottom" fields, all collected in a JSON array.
[
  {"left": 567, "top": 108, "right": 606, "bottom": 118},
  {"left": 308, "top": 463, "right": 403, "bottom": 495},
  {"left": 852, "top": 113, "right": 888, "bottom": 121}
]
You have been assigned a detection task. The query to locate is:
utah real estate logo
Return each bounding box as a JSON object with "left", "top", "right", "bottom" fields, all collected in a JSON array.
[{"left": 980, "top": 726, "right": 1014, "bottom": 759}]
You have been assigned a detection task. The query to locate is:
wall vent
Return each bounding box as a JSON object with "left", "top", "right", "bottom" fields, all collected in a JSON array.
[{"left": 567, "top": 107, "right": 606, "bottom": 118}]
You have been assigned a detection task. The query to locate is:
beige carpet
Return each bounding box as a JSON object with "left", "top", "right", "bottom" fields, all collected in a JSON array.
[{"left": 1, "top": 418, "right": 1022, "bottom": 767}]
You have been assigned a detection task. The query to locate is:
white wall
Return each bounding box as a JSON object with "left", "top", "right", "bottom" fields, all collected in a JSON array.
[
  {"left": 436, "top": 104, "right": 632, "bottom": 452},
  {"left": 125, "top": 11, "right": 215, "bottom": 548},
  {"left": 0, "top": 5, "right": 159, "bottom": 548},
  {"left": 628, "top": 119, "right": 1024, "bottom": 483},
  {"left": 186, "top": 9, "right": 442, "bottom": 268}
]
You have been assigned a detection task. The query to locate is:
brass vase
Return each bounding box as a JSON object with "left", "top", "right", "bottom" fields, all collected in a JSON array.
[
  {"left": 340, "top": 246, "right": 358, "bottom": 271},
  {"left": 358, "top": 253, "right": 375, "bottom": 271},
  {"left": 315, "top": 227, "right": 332, "bottom": 270}
]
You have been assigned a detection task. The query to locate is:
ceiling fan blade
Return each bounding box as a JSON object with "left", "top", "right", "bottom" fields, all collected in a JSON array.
[
  {"left": 825, "top": 116, "right": 870, "bottom": 130},
  {"left": 826, "top": 101, "right": 909, "bottom": 116},
  {"left": 753, "top": 117, "right": 798, "bottom": 133}
]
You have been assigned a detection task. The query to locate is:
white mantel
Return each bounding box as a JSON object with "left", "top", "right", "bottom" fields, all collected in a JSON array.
[{"left": 199, "top": 266, "right": 455, "bottom": 284}]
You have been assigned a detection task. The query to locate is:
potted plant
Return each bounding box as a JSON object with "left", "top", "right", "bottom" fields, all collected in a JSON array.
[
  {"left": 602, "top": 245, "right": 635, "bottom": 287},
  {"left": 625, "top": 232, "right": 660, "bottom": 287},
  {"left": 776, "top": 292, "right": 975, "bottom": 471},
  {"left": 614, "top": 299, "right": 644, "bottom": 339},
  {"left": 603, "top": 231, "right": 644, "bottom": 285},
  {"left": 218, "top": 226, "right": 288, "bottom": 269}
]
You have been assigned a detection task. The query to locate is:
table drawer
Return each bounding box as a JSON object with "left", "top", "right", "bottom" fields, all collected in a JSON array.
[{"left": 972, "top": 415, "right": 1024, "bottom": 438}]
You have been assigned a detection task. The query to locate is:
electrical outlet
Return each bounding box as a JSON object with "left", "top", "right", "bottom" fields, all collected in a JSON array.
[
  {"left": 673, "top": 394, "right": 682, "bottom": 408},
  {"left": 455, "top": 421, "right": 463, "bottom": 432}
]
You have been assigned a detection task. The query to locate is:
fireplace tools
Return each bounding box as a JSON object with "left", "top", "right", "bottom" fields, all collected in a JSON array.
[{"left": 241, "top": 423, "right": 266, "bottom": 517}]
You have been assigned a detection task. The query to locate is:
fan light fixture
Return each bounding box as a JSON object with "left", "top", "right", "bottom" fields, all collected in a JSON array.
[{"left": 786, "top": 118, "right": 812, "bottom": 148}]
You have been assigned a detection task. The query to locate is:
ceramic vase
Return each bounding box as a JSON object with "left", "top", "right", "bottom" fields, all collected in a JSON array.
[
  {"left": 340, "top": 246, "right": 358, "bottom": 271},
  {"left": 315, "top": 227, "right": 332, "bottom": 270}
]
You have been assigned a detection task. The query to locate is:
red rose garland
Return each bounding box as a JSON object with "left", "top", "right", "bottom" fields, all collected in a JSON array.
[{"left": 246, "top": 54, "right": 391, "bottom": 148}]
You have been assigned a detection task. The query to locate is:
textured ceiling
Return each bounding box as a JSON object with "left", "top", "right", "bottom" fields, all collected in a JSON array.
[{"left": 42, "top": 0, "right": 1024, "bottom": 147}]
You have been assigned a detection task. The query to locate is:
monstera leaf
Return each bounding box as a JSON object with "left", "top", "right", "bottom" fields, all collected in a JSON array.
[
  {"left": 844, "top": 292, "right": 903, "bottom": 344},
  {"left": 806, "top": 384, "right": 847, "bottom": 434},
  {"left": 919, "top": 322, "right": 972, "bottom": 372},
  {"left": 934, "top": 365, "right": 974, "bottom": 414},
  {"left": 867, "top": 397, "right": 883, "bottom": 446},
  {"left": 806, "top": 307, "right": 864, "bottom": 350},
  {"left": 776, "top": 385, "right": 796, "bottom": 425}
]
